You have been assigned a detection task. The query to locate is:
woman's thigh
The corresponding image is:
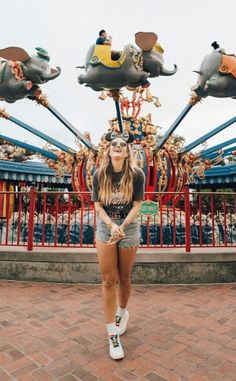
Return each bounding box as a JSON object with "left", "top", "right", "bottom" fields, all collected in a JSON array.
[
  {"left": 117, "top": 246, "right": 138, "bottom": 278},
  {"left": 96, "top": 239, "right": 118, "bottom": 278}
]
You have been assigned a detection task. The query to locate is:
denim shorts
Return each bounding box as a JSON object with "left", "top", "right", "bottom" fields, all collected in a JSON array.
[{"left": 96, "top": 217, "right": 141, "bottom": 247}]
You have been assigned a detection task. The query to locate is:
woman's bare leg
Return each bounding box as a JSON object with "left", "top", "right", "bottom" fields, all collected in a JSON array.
[
  {"left": 117, "top": 246, "right": 138, "bottom": 308},
  {"left": 96, "top": 239, "right": 118, "bottom": 323}
]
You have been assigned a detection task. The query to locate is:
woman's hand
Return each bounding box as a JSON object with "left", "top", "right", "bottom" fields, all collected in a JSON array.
[
  {"left": 107, "top": 223, "right": 125, "bottom": 243},
  {"left": 111, "top": 223, "right": 125, "bottom": 240}
]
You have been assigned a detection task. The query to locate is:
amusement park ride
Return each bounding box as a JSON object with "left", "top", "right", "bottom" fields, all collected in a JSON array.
[{"left": 0, "top": 32, "right": 236, "bottom": 204}]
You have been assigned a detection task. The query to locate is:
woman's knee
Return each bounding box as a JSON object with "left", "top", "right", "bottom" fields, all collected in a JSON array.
[
  {"left": 101, "top": 274, "right": 117, "bottom": 288},
  {"left": 118, "top": 273, "right": 131, "bottom": 284}
]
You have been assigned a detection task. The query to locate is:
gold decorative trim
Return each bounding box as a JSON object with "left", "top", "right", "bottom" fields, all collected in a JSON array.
[
  {"left": 0, "top": 108, "right": 10, "bottom": 119},
  {"left": 189, "top": 93, "right": 202, "bottom": 105},
  {"left": 33, "top": 93, "right": 49, "bottom": 107}
]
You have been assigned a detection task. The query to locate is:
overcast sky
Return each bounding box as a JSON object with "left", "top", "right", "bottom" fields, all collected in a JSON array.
[{"left": 1, "top": 0, "right": 236, "bottom": 154}]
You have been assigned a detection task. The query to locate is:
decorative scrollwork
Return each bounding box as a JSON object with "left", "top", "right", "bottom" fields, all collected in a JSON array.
[
  {"left": 33, "top": 93, "right": 49, "bottom": 107},
  {"left": 0, "top": 108, "right": 10, "bottom": 119}
]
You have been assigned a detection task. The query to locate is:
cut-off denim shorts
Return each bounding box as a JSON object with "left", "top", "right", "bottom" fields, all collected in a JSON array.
[{"left": 96, "top": 217, "right": 141, "bottom": 247}]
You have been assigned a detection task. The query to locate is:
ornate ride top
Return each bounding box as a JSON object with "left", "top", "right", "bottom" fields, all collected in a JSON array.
[{"left": 43, "top": 88, "right": 224, "bottom": 200}]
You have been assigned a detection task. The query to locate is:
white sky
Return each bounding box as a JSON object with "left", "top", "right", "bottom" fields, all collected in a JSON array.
[{"left": 1, "top": 0, "right": 236, "bottom": 154}]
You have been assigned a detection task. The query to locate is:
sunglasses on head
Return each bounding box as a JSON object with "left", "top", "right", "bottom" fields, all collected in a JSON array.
[{"left": 110, "top": 141, "right": 127, "bottom": 147}]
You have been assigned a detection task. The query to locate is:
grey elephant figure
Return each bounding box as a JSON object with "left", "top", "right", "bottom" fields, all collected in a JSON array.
[
  {"left": 78, "top": 32, "right": 177, "bottom": 91},
  {"left": 0, "top": 47, "right": 61, "bottom": 103},
  {"left": 191, "top": 46, "right": 236, "bottom": 99}
]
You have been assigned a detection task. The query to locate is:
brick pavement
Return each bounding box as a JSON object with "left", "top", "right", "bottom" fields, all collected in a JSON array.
[{"left": 0, "top": 281, "right": 236, "bottom": 381}]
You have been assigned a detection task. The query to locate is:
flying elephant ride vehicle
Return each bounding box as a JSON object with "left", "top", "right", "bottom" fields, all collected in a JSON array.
[
  {"left": 0, "top": 34, "right": 236, "bottom": 246},
  {"left": 78, "top": 31, "right": 177, "bottom": 92},
  {"left": 191, "top": 41, "right": 236, "bottom": 99},
  {"left": 0, "top": 46, "right": 61, "bottom": 103}
]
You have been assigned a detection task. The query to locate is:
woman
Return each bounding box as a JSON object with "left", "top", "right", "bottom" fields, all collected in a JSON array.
[{"left": 92, "top": 131, "right": 145, "bottom": 360}]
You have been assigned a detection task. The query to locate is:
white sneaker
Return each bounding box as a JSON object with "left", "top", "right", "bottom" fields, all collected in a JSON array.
[
  {"left": 115, "top": 310, "right": 129, "bottom": 336},
  {"left": 109, "top": 333, "right": 124, "bottom": 360}
]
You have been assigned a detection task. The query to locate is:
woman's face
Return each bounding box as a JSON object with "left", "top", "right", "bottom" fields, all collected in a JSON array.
[{"left": 109, "top": 138, "right": 128, "bottom": 160}]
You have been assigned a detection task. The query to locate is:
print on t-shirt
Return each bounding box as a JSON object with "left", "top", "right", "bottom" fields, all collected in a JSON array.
[{"left": 92, "top": 168, "right": 145, "bottom": 219}]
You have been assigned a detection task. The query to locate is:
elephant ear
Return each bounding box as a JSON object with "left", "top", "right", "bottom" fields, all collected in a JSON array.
[
  {"left": 135, "top": 32, "right": 158, "bottom": 51},
  {"left": 0, "top": 47, "right": 30, "bottom": 62}
]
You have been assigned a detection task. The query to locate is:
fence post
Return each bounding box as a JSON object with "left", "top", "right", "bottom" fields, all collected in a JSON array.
[
  {"left": 27, "top": 187, "right": 36, "bottom": 251},
  {"left": 185, "top": 187, "right": 191, "bottom": 252}
]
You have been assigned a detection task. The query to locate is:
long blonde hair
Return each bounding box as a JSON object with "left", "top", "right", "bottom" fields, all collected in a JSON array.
[{"left": 98, "top": 144, "right": 139, "bottom": 205}]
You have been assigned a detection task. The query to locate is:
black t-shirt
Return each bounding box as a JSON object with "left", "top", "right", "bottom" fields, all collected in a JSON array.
[{"left": 92, "top": 168, "right": 145, "bottom": 219}]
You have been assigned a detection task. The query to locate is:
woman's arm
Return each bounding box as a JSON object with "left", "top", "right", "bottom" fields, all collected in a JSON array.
[
  {"left": 94, "top": 201, "right": 113, "bottom": 228},
  {"left": 120, "top": 200, "right": 142, "bottom": 230}
]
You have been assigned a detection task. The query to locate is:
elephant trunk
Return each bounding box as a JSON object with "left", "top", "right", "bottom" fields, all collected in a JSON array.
[
  {"left": 41, "top": 66, "right": 61, "bottom": 81},
  {"left": 160, "top": 64, "right": 177, "bottom": 76}
]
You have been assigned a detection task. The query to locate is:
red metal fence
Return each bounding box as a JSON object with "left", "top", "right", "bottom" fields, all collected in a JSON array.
[{"left": 0, "top": 190, "right": 235, "bottom": 252}]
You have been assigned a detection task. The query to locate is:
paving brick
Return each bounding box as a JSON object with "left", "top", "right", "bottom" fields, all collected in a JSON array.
[
  {"left": 124, "top": 357, "right": 147, "bottom": 371},
  {"left": 95, "top": 363, "right": 118, "bottom": 378},
  {"left": 186, "top": 375, "right": 211, "bottom": 381},
  {"left": 31, "top": 368, "right": 54, "bottom": 381},
  {"left": 115, "top": 368, "right": 138, "bottom": 380},
  {"left": 0, "top": 344, "right": 12, "bottom": 352},
  {"left": 0, "top": 368, "right": 12, "bottom": 381},
  {"left": 29, "top": 351, "right": 52, "bottom": 366},
  {"left": 58, "top": 374, "right": 81, "bottom": 381},
  {"left": 215, "top": 360, "right": 236, "bottom": 376},
  {"left": 1, "top": 281, "right": 236, "bottom": 381},
  {"left": 42, "top": 348, "right": 62, "bottom": 361},
  {"left": 11, "top": 362, "right": 39, "bottom": 378},
  {"left": 103, "top": 375, "right": 123, "bottom": 381},
  {"left": 133, "top": 364, "right": 156, "bottom": 377},
  {"left": 3, "top": 356, "right": 32, "bottom": 372},
  {"left": 85, "top": 356, "right": 111, "bottom": 371},
  {"left": 46, "top": 359, "right": 78, "bottom": 378},
  {"left": 146, "top": 372, "right": 168, "bottom": 381},
  {"left": 73, "top": 366, "right": 99, "bottom": 380},
  {"left": 225, "top": 338, "right": 236, "bottom": 350},
  {"left": 17, "top": 375, "right": 35, "bottom": 381},
  {"left": 7, "top": 348, "right": 25, "bottom": 361}
]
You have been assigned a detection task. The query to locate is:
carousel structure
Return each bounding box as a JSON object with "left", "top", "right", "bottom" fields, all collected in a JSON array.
[{"left": 0, "top": 32, "right": 235, "bottom": 213}]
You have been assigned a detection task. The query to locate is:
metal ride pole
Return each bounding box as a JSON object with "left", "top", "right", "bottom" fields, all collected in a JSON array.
[
  {"left": 109, "top": 89, "right": 124, "bottom": 133},
  {"left": 0, "top": 133, "right": 58, "bottom": 160},
  {"left": 27, "top": 187, "right": 36, "bottom": 251},
  {"left": 200, "top": 137, "right": 236, "bottom": 158},
  {"left": 47, "top": 104, "right": 97, "bottom": 151},
  {"left": 184, "top": 186, "right": 191, "bottom": 253},
  {"left": 31, "top": 95, "right": 97, "bottom": 153},
  {"left": 205, "top": 145, "right": 236, "bottom": 160},
  {"left": 155, "top": 94, "right": 201, "bottom": 153},
  {"left": 156, "top": 103, "right": 193, "bottom": 151},
  {"left": 0, "top": 108, "right": 76, "bottom": 154},
  {"left": 181, "top": 116, "right": 236, "bottom": 154},
  {"left": 114, "top": 100, "right": 124, "bottom": 133}
]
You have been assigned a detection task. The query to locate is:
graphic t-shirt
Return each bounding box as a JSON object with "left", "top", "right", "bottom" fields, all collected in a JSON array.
[{"left": 92, "top": 168, "right": 145, "bottom": 219}]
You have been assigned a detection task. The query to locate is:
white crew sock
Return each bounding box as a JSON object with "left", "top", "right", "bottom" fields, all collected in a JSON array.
[
  {"left": 117, "top": 306, "right": 127, "bottom": 317},
  {"left": 106, "top": 322, "right": 118, "bottom": 336}
]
